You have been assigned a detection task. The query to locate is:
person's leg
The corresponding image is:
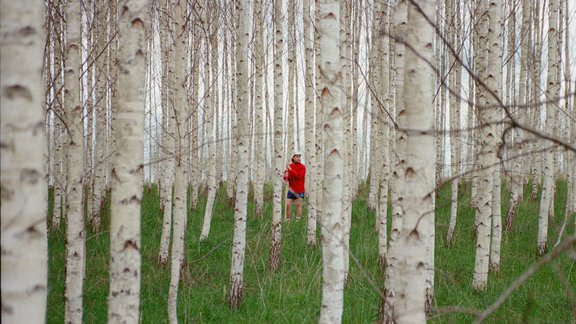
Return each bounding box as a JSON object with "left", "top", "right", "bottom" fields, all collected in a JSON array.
[
  {"left": 285, "top": 199, "right": 293, "bottom": 220},
  {"left": 295, "top": 199, "right": 302, "bottom": 220}
]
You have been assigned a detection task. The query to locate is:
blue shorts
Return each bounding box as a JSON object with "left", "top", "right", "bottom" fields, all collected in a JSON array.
[{"left": 287, "top": 191, "right": 305, "bottom": 200}]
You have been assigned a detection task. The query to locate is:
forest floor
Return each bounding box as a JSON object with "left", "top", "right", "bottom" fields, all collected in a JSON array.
[{"left": 46, "top": 180, "right": 575, "bottom": 323}]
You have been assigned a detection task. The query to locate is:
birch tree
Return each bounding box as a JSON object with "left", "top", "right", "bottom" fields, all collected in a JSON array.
[
  {"left": 253, "top": 0, "right": 266, "bottom": 217},
  {"left": 317, "top": 1, "right": 345, "bottom": 322},
  {"left": 107, "top": 0, "right": 148, "bottom": 322},
  {"left": 488, "top": 0, "right": 504, "bottom": 273},
  {"left": 157, "top": 0, "right": 175, "bottom": 262},
  {"left": 304, "top": 0, "right": 318, "bottom": 246},
  {"left": 230, "top": 0, "right": 250, "bottom": 309},
  {"left": 387, "top": 0, "right": 435, "bottom": 320},
  {"left": 382, "top": 0, "right": 407, "bottom": 319},
  {"left": 269, "top": 0, "right": 284, "bottom": 270},
  {"left": 165, "top": 0, "right": 191, "bottom": 321},
  {"left": 471, "top": 0, "right": 501, "bottom": 291},
  {"left": 446, "top": 0, "right": 462, "bottom": 246},
  {"left": 538, "top": 0, "right": 561, "bottom": 255},
  {"left": 50, "top": 0, "right": 66, "bottom": 230},
  {"left": 1, "top": 0, "right": 48, "bottom": 321},
  {"left": 505, "top": 0, "right": 530, "bottom": 229},
  {"left": 90, "top": 0, "right": 110, "bottom": 232},
  {"left": 199, "top": 1, "right": 219, "bottom": 242},
  {"left": 63, "top": 0, "right": 86, "bottom": 321}
]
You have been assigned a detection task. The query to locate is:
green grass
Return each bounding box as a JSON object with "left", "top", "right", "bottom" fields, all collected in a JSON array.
[{"left": 46, "top": 180, "right": 575, "bottom": 323}]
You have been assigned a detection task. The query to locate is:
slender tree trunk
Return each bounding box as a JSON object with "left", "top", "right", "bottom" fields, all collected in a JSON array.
[
  {"left": 51, "top": 0, "right": 66, "bottom": 231},
  {"left": 253, "top": 0, "right": 266, "bottom": 217},
  {"left": 189, "top": 23, "right": 201, "bottom": 210},
  {"left": 447, "top": 0, "right": 462, "bottom": 247},
  {"left": 530, "top": 0, "right": 543, "bottom": 201},
  {"left": 472, "top": 0, "right": 501, "bottom": 291},
  {"left": 538, "top": 0, "right": 561, "bottom": 255},
  {"left": 382, "top": 0, "right": 407, "bottom": 320},
  {"left": 91, "top": 0, "right": 109, "bottom": 232},
  {"left": 488, "top": 0, "right": 504, "bottom": 274},
  {"left": 63, "top": 0, "right": 86, "bottom": 321},
  {"left": 506, "top": 0, "right": 530, "bottom": 229},
  {"left": 269, "top": 0, "right": 284, "bottom": 270},
  {"left": 107, "top": 0, "right": 148, "bottom": 322},
  {"left": 304, "top": 0, "right": 318, "bottom": 245},
  {"left": 199, "top": 2, "right": 219, "bottom": 242},
  {"left": 166, "top": 0, "right": 189, "bottom": 321},
  {"left": 388, "top": 0, "right": 435, "bottom": 320},
  {"left": 314, "top": 0, "right": 324, "bottom": 230},
  {"left": 230, "top": 0, "right": 250, "bottom": 309},
  {"left": 339, "top": 0, "right": 352, "bottom": 283},
  {"left": 375, "top": 0, "right": 390, "bottom": 267},
  {"left": 1, "top": 0, "right": 48, "bottom": 321},
  {"left": 157, "top": 0, "right": 174, "bottom": 263},
  {"left": 318, "top": 1, "right": 345, "bottom": 322}
]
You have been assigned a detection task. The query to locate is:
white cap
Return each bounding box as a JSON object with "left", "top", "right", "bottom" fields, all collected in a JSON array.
[{"left": 292, "top": 151, "right": 302, "bottom": 157}]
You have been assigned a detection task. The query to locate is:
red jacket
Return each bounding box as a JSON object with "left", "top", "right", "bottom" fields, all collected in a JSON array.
[{"left": 283, "top": 162, "right": 306, "bottom": 193}]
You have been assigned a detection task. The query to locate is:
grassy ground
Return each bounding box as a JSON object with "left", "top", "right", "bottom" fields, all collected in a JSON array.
[{"left": 46, "top": 180, "right": 575, "bottom": 323}]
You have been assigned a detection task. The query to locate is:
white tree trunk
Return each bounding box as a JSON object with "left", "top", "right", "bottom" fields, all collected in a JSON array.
[
  {"left": 387, "top": 0, "right": 435, "bottom": 320},
  {"left": 472, "top": 0, "right": 501, "bottom": 291},
  {"left": 53, "top": 110, "right": 66, "bottom": 230},
  {"left": 157, "top": 0, "right": 175, "bottom": 263},
  {"left": 506, "top": 0, "right": 530, "bottom": 229},
  {"left": 269, "top": 0, "right": 284, "bottom": 271},
  {"left": 51, "top": 0, "right": 65, "bottom": 230},
  {"left": 490, "top": 166, "right": 502, "bottom": 272},
  {"left": 253, "top": 0, "right": 266, "bottom": 217},
  {"left": 91, "top": 0, "right": 110, "bottom": 232},
  {"left": 374, "top": 0, "right": 390, "bottom": 267},
  {"left": 166, "top": 0, "right": 188, "bottom": 321},
  {"left": 447, "top": 0, "right": 462, "bottom": 246},
  {"left": 199, "top": 2, "right": 219, "bottom": 242},
  {"left": 538, "top": 0, "right": 560, "bottom": 255},
  {"left": 318, "top": 1, "right": 345, "bottom": 322},
  {"left": 107, "top": 0, "right": 148, "bottom": 322},
  {"left": 382, "top": 0, "right": 407, "bottom": 320},
  {"left": 1, "top": 0, "right": 48, "bottom": 321},
  {"left": 304, "top": 0, "right": 318, "bottom": 246},
  {"left": 230, "top": 0, "right": 250, "bottom": 308},
  {"left": 63, "top": 0, "right": 86, "bottom": 321},
  {"left": 488, "top": 0, "right": 503, "bottom": 274},
  {"left": 339, "top": 0, "right": 352, "bottom": 284}
]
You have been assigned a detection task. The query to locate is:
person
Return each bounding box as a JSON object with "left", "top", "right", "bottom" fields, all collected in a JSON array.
[{"left": 283, "top": 151, "right": 306, "bottom": 220}]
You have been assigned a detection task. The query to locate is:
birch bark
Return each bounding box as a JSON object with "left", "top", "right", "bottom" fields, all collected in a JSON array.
[
  {"left": 108, "top": 0, "right": 148, "bottom": 322},
  {"left": 304, "top": 0, "right": 318, "bottom": 245},
  {"left": 318, "top": 1, "right": 345, "bottom": 322},
  {"left": 199, "top": 2, "right": 219, "bottom": 242},
  {"left": 488, "top": 0, "right": 504, "bottom": 274},
  {"left": 166, "top": 0, "right": 189, "bottom": 321},
  {"left": 1, "top": 0, "right": 48, "bottom": 321},
  {"left": 538, "top": 0, "right": 561, "bottom": 255},
  {"left": 157, "top": 0, "right": 175, "bottom": 263},
  {"left": 472, "top": 0, "right": 501, "bottom": 291},
  {"left": 506, "top": 0, "right": 530, "bottom": 229},
  {"left": 447, "top": 0, "right": 462, "bottom": 246},
  {"left": 63, "top": 0, "right": 86, "bottom": 321},
  {"left": 91, "top": 0, "right": 110, "bottom": 232},
  {"left": 382, "top": 0, "right": 407, "bottom": 319},
  {"left": 253, "top": 0, "right": 266, "bottom": 217},
  {"left": 230, "top": 0, "right": 250, "bottom": 308},
  {"left": 269, "top": 0, "right": 284, "bottom": 270},
  {"left": 389, "top": 0, "right": 435, "bottom": 320}
]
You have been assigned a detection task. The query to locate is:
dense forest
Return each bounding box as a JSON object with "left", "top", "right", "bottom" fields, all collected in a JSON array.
[{"left": 1, "top": 0, "right": 575, "bottom": 323}]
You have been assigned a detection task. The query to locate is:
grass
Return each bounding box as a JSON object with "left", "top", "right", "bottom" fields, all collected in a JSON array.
[{"left": 46, "top": 180, "right": 575, "bottom": 323}]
